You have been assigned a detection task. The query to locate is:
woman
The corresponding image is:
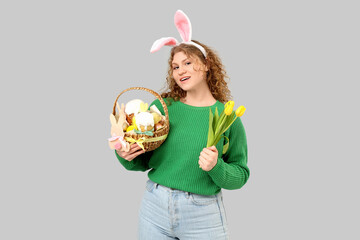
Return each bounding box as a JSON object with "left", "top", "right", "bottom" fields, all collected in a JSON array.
[{"left": 115, "top": 10, "right": 249, "bottom": 239}]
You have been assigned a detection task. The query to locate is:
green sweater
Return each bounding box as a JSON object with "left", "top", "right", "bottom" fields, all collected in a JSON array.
[{"left": 115, "top": 98, "right": 249, "bottom": 195}]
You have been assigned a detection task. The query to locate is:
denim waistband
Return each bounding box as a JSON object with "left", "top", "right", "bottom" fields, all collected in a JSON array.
[
  {"left": 147, "top": 179, "right": 221, "bottom": 197},
  {"left": 152, "top": 180, "right": 186, "bottom": 192}
]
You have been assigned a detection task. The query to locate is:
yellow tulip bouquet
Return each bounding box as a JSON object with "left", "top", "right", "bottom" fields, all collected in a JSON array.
[{"left": 207, "top": 101, "right": 246, "bottom": 154}]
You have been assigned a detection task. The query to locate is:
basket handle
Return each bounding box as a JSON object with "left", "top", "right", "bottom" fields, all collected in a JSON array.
[{"left": 112, "top": 87, "right": 170, "bottom": 127}]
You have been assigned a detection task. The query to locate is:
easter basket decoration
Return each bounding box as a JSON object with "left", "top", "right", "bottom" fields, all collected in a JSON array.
[{"left": 112, "top": 87, "right": 170, "bottom": 152}]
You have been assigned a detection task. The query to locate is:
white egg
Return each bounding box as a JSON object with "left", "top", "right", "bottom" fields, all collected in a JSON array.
[{"left": 125, "top": 99, "right": 144, "bottom": 115}]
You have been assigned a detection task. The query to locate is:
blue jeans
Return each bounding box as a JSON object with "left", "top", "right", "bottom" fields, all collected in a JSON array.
[{"left": 138, "top": 179, "right": 229, "bottom": 239}]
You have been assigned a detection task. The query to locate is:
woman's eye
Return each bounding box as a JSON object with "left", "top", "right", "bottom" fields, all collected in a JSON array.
[
  {"left": 185, "top": 62, "right": 191, "bottom": 65},
  {"left": 173, "top": 66, "right": 179, "bottom": 70}
]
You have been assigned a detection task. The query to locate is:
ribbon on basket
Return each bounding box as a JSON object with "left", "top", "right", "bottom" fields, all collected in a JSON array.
[
  {"left": 108, "top": 134, "right": 128, "bottom": 150},
  {"left": 125, "top": 134, "right": 168, "bottom": 151},
  {"left": 134, "top": 129, "right": 154, "bottom": 136}
]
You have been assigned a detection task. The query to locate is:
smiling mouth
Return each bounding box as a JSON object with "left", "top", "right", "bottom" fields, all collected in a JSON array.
[{"left": 180, "top": 76, "right": 190, "bottom": 82}]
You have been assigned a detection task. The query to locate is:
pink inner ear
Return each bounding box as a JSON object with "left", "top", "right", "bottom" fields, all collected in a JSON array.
[
  {"left": 175, "top": 10, "right": 192, "bottom": 42},
  {"left": 150, "top": 37, "right": 178, "bottom": 53}
]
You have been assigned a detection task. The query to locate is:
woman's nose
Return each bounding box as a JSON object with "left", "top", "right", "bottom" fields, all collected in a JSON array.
[{"left": 178, "top": 67, "right": 186, "bottom": 75}]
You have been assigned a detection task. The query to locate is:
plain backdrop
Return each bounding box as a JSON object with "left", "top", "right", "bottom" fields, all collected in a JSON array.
[{"left": 1, "top": 0, "right": 359, "bottom": 239}]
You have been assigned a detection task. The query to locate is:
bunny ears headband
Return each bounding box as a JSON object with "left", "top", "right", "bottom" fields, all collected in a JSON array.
[{"left": 150, "top": 10, "right": 207, "bottom": 58}]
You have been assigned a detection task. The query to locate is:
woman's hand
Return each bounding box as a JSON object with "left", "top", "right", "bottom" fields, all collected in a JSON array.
[
  {"left": 199, "top": 146, "right": 218, "bottom": 171},
  {"left": 116, "top": 143, "right": 145, "bottom": 161}
]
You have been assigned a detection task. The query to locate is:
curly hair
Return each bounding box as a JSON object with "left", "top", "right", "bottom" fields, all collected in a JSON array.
[{"left": 159, "top": 40, "right": 232, "bottom": 104}]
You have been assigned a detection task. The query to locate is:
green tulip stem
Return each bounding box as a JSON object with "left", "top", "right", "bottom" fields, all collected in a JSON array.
[
  {"left": 214, "top": 113, "right": 227, "bottom": 137},
  {"left": 221, "top": 116, "right": 238, "bottom": 134},
  {"left": 209, "top": 115, "right": 238, "bottom": 147}
]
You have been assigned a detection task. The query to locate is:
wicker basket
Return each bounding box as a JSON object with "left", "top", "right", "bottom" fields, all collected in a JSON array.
[{"left": 112, "top": 87, "right": 170, "bottom": 152}]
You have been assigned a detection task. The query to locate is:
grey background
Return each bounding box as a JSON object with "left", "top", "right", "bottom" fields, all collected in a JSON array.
[{"left": 1, "top": 0, "right": 359, "bottom": 239}]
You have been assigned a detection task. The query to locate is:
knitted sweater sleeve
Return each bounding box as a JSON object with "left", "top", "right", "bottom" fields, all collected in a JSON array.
[
  {"left": 115, "top": 150, "right": 152, "bottom": 172},
  {"left": 207, "top": 117, "right": 250, "bottom": 190}
]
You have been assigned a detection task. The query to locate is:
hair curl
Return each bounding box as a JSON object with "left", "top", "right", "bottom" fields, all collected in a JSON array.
[{"left": 159, "top": 40, "right": 232, "bottom": 104}]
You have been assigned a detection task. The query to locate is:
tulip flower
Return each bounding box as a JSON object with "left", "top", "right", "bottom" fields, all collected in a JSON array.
[
  {"left": 235, "top": 106, "right": 246, "bottom": 117},
  {"left": 206, "top": 101, "right": 246, "bottom": 154},
  {"left": 224, "top": 101, "right": 234, "bottom": 115}
]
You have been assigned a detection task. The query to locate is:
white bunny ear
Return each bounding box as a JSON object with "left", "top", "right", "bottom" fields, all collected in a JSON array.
[
  {"left": 150, "top": 37, "right": 179, "bottom": 53},
  {"left": 174, "top": 10, "right": 192, "bottom": 42}
]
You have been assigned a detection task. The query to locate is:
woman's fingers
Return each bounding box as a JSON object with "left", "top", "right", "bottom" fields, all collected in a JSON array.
[
  {"left": 202, "top": 148, "right": 214, "bottom": 155},
  {"left": 198, "top": 155, "right": 206, "bottom": 167},
  {"left": 116, "top": 143, "right": 145, "bottom": 161},
  {"left": 127, "top": 148, "right": 145, "bottom": 159},
  {"left": 129, "top": 143, "right": 142, "bottom": 152},
  {"left": 124, "top": 143, "right": 141, "bottom": 154},
  {"left": 200, "top": 150, "right": 210, "bottom": 158},
  {"left": 123, "top": 144, "right": 145, "bottom": 161}
]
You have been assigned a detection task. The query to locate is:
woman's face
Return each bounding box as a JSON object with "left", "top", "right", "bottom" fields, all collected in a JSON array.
[{"left": 171, "top": 51, "right": 208, "bottom": 92}]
